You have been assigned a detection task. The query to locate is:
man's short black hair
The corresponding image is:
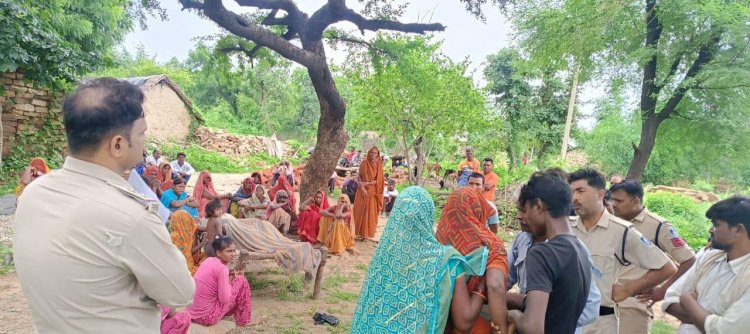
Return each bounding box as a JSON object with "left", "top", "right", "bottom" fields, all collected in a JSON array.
[
  {"left": 483, "top": 157, "right": 493, "bottom": 164},
  {"left": 176, "top": 152, "right": 186, "bottom": 158},
  {"left": 706, "top": 196, "right": 750, "bottom": 235},
  {"left": 609, "top": 180, "right": 644, "bottom": 201},
  {"left": 173, "top": 177, "right": 186, "bottom": 186},
  {"left": 62, "top": 78, "right": 144, "bottom": 154},
  {"left": 568, "top": 168, "right": 606, "bottom": 190},
  {"left": 469, "top": 172, "right": 484, "bottom": 184},
  {"left": 519, "top": 171, "right": 572, "bottom": 218}
]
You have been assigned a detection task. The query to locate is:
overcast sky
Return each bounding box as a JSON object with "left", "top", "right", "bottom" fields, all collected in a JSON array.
[{"left": 124, "top": 1, "right": 513, "bottom": 80}]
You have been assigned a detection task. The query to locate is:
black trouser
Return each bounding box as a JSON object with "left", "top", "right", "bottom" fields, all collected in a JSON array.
[
  {"left": 328, "top": 178, "right": 335, "bottom": 193},
  {"left": 385, "top": 199, "right": 395, "bottom": 213},
  {"left": 346, "top": 192, "right": 355, "bottom": 204}
]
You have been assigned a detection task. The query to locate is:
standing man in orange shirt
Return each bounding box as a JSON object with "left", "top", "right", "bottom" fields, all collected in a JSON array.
[{"left": 482, "top": 158, "right": 499, "bottom": 202}]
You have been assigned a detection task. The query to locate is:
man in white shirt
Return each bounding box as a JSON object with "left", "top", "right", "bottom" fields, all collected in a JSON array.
[
  {"left": 170, "top": 152, "right": 195, "bottom": 183},
  {"left": 145, "top": 148, "right": 166, "bottom": 166},
  {"left": 662, "top": 195, "right": 750, "bottom": 334}
]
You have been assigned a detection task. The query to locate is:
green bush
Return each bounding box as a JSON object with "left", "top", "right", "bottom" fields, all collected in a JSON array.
[
  {"left": 159, "top": 143, "right": 281, "bottom": 173},
  {"left": 644, "top": 192, "right": 712, "bottom": 250}
]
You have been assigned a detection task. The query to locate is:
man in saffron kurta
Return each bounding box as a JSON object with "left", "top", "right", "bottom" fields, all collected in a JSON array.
[
  {"left": 297, "top": 190, "right": 330, "bottom": 243},
  {"left": 353, "top": 147, "right": 385, "bottom": 240},
  {"left": 457, "top": 148, "right": 480, "bottom": 173}
]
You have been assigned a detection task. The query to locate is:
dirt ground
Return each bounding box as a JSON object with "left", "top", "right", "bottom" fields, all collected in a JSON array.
[{"left": 0, "top": 173, "right": 678, "bottom": 333}]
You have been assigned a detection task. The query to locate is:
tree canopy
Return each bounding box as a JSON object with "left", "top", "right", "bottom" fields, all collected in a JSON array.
[
  {"left": 507, "top": 0, "right": 750, "bottom": 180},
  {"left": 347, "top": 35, "right": 487, "bottom": 184},
  {"left": 0, "top": 0, "right": 162, "bottom": 88}
]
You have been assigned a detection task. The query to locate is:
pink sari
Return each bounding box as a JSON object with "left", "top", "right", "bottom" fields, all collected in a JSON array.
[{"left": 160, "top": 305, "right": 190, "bottom": 334}]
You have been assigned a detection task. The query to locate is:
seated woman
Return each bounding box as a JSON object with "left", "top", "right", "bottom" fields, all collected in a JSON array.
[
  {"left": 161, "top": 178, "right": 199, "bottom": 217},
  {"left": 350, "top": 187, "right": 490, "bottom": 334},
  {"left": 297, "top": 190, "right": 329, "bottom": 243},
  {"left": 15, "top": 157, "right": 50, "bottom": 201},
  {"left": 159, "top": 305, "right": 191, "bottom": 334},
  {"left": 158, "top": 161, "right": 175, "bottom": 193},
  {"left": 269, "top": 176, "right": 297, "bottom": 231},
  {"left": 194, "top": 171, "right": 231, "bottom": 218},
  {"left": 238, "top": 185, "right": 270, "bottom": 219},
  {"left": 188, "top": 235, "right": 252, "bottom": 327},
  {"left": 230, "top": 177, "right": 255, "bottom": 218},
  {"left": 317, "top": 195, "right": 354, "bottom": 255},
  {"left": 266, "top": 190, "right": 297, "bottom": 235},
  {"left": 250, "top": 172, "right": 264, "bottom": 186},
  {"left": 168, "top": 211, "right": 208, "bottom": 275},
  {"left": 142, "top": 165, "right": 163, "bottom": 199}
]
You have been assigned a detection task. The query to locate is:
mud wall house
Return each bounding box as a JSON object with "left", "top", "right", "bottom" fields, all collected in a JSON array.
[
  {"left": 1, "top": 73, "right": 199, "bottom": 165},
  {"left": 124, "top": 75, "right": 199, "bottom": 142}
]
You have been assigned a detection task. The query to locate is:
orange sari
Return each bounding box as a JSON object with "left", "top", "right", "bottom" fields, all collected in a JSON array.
[
  {"left": 317, "top": 196, "right": 354, "bottom": 254},
  {"left": 15, "top": 157, "right": 50, "bottom": 198},
  {"left": 353, "top": 147, "right": 384, "bottom": 239},
  {"left": 169, "top": 211, "right": 199, "bottom": 275},
  {"left": 435, "top": 187, "right": 508, "bottom": 289}
]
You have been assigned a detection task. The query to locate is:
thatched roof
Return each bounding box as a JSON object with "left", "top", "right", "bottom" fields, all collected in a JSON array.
[{"left": 123, "top": 74, "right": 192, "bottom": 108}]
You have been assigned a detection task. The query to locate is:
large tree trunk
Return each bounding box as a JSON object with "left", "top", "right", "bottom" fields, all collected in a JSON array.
[
  {"left": 626, "top": 117, "right": 662, "bottom": 180},
  {"left": 299, "top": 41, "right": 348, "bottom": 201}
]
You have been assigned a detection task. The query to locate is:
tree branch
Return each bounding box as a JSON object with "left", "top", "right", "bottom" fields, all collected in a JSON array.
[
  {"left": 305, "top": 0, "right": 446, "bottom": 41},
  {"left": 219, "top": 45, "right": 260, "bottom": 58},
  {"left": 639, "top": 0, "right": 663, "bottom": 118},
  {"left": 656, "top": 35, "right": 721, "bottom": 122},
  {"left": 235, "top": 0, "right": 301, "bottom": 15},
  {"left": 179, "top": 0, "right": 320, "bottom": 68}
]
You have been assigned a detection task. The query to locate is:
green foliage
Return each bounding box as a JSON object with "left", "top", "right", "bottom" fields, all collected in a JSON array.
[
  {"left": 652, "top": 320, "right": 676, "bottom": 334},
  {"left": 509, "top": 0, "right": 750, "bottom": 184},
  {"left": 2, "top": 112, "right": 65, "bottom": 173},
  {"left": 644, "top": 192, "right": 712, "bottom": 250},
  {"left": 0, "top": 244, "right": 12, "bottom": 275},
  {"left": 582, "top": 97, "right": 750, "bottom": 188},
  {"left": 326, "top": 290, "right": 359, "bottom": 303},
  {"left": 159, "top": 143, "right": 279, "bottom": 173},
  {"left": 347, "top": 34, "right": 488, "bottom": 184},
  {"left": 483, "top": 48, "right": 570, "bottom": 169},
  {"left": 0, "top": 0, "right": 139, "bottom": 88}
]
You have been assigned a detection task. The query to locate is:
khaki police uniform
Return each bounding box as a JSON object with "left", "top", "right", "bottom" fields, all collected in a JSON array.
[
  {"left": 618, "top": 208, "right": 696, "bottom": 334},
  {"left": 14, "top": 157, "right": 195, "bottom": 333},
  {"left": 571, "top": 210, "right": 670, "bottom": 334}
]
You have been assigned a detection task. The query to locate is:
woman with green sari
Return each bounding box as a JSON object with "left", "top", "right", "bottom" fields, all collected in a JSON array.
[{"left": 351, "top": 186, "right": 490, "bottom": 333}]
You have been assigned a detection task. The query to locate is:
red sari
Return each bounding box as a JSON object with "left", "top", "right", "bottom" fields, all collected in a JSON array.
[
  {"left": 353, "top": 147, "right": 384, "bottom": 239},
  {"left": 297, "top": 191, "right": 330, "bottom": 243},
  {"left": 193, "top": 171, "right": 230, "bottom": 218},
  {"left": 158, "top": 161, "right": 174, "bottom": 192}
]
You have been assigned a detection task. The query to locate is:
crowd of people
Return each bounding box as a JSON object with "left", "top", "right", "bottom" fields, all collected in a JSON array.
[{"left": 9, "top": 77, "right": 750, "bottom": 334}]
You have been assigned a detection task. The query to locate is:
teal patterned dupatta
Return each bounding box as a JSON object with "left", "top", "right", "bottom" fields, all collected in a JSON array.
[{"left": 351, "top": 186, "right": 488, "bottom": 334}]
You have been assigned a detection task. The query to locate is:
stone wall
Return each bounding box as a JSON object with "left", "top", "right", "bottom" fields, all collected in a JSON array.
[
  {"left": 0, "top": 71, "right": 63, "bottom": 157},
  {"left": 195, "top": 127, "right": 293, "bottom": 158}
]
